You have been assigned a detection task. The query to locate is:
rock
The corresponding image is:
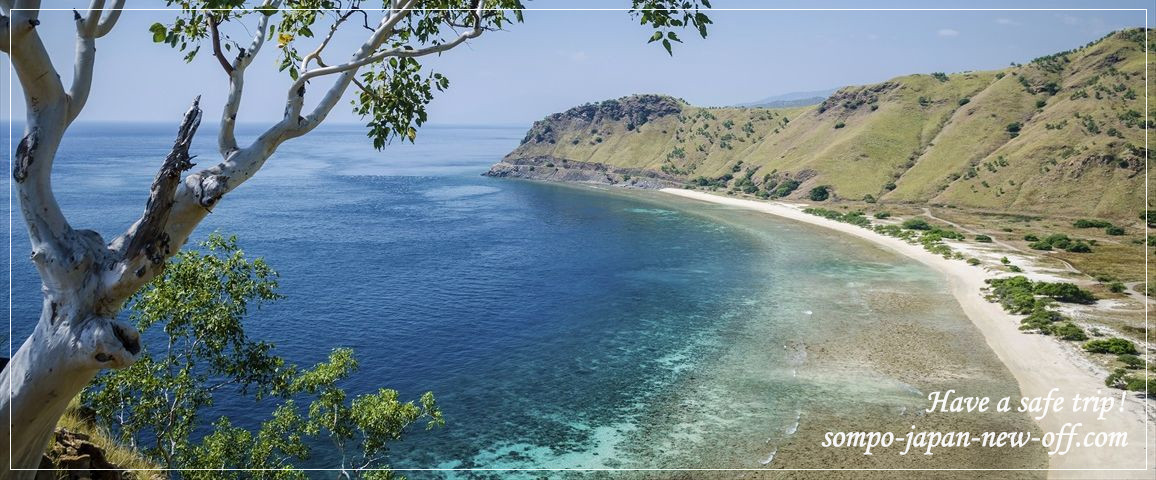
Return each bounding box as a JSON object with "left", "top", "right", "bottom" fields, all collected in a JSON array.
[
  {"left": 517, "top": 94, "right": 683, "bottom": 146},
  {"left": 43, "top": 428, "right": 128, "bottom": 480}
]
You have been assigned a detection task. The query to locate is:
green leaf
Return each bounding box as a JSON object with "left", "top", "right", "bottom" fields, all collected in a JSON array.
[
  {"left": 662, "top": 38, "right": 673, "bottom": 55},
  {"left": 149, "top": 23, "right": 167, "bottom": 43},
  {"left": 648, "top": 31, "right": 663, "bottom": 43}
]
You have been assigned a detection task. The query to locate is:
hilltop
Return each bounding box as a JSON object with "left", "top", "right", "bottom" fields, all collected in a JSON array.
[{"left": 488, "top": 29, "right": 1153, "bottom": 220}]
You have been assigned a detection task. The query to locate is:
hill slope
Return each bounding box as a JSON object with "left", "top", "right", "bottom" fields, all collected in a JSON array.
[{"left": 488, "top": 29, "right": 1153, "bottom": 220}]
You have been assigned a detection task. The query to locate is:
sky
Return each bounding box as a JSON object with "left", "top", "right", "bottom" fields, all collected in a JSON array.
[{"left": 2, "top": 0, "right": 1153, "bottom": 127}]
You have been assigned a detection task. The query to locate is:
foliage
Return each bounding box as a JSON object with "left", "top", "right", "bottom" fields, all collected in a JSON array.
[
  {"left": 1083, "top": 338, "right": 1138, "bottom": 355},
  {"left": 808, "top": 186, "right": 831, "bottom": 201},
  {"left": 1142, "top": 210, "right": 1156, "bottom": 227},
  {"left": 986, "top": 276, "right": 1039, "bottom": 314},
  {"left": 1048, "top": 322, "right": 1088, "bottom": 341},
  {"left": 770, "top": 179, "right": 800, "bottom": 198},
  {"left": 901, "top": 218, "right": 932, "bottom": 230},
  {"left": 1033, "top": 281, "right": 1096, "bottom": 304},
  {"left": 1073, "top": 219, "right": 1112, "bottom": 228},
  {"left": 633, "top": 0, "right": 714, "bottom": 55},
  {"left": 1028, "top": 233, "right": 1092, "bottom": 253},
  {"left": 1117, "top": 354, "right": 1145, "bottom": 369},
  {"left": 803, "top": 208, "right": 871, "bottom": 227},
  {"left": 85, "top": 234, "right": 442, "bottom": 476},
  {"left": 1006, "top": 122, "right": 1022, "bottom": 137},
  {"left": 986, "top": 276, "right": 1096, "bottom": 317},
  {"left": 967, "top": 258, "right": 981, "bottom": 266},
  {"left": 873, "top": 211, "right": 891, "bottom": 219},
  {"left": 149, "top": 0, "right": 711, "bottom": 148},
  {"left": 974, "top": 234, "right": 993, "bottom": 243},
  {"left": 1105, "top": 225, "right": 1125, "bottom": 236}
]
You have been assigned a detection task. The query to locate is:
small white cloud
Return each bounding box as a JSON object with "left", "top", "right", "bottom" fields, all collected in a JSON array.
[
  {"left": 937, "top": 28, "right": 960, "bottom": 37},
  {"left": 995, "top": 18, "right": 1020, "bottom": 26}
]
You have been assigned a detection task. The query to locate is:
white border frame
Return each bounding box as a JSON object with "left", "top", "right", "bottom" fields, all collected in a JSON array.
[{"left": 5, "top": 5, "right": 1150, "bottom": 476}]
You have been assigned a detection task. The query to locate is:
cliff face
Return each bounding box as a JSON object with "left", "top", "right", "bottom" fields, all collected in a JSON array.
[{"left": 487, "top": 29, "right": 1154, "bottom": 219}]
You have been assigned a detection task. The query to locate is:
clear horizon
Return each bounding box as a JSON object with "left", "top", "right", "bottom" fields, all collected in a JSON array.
[{"left": 3, "top": 0, "right": 1152, "bottom": 127}]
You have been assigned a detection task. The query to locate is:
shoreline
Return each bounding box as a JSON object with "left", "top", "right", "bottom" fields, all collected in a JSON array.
[{"left": 660, "top": 188, "right": 1154, "bottom": 478}]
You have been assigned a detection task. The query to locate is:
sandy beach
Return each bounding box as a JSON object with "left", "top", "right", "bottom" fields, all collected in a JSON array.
[{"left": 661, "top": 188, "right": 1155, "bottom": 478}]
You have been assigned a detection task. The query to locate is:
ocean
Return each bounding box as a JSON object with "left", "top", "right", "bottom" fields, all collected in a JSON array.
[{"left": 3, "top": 123, "right": 1045, "bottom": 475}]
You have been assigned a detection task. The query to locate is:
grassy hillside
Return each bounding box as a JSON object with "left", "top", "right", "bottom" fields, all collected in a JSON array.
[{"left": 496, "top": 28, "right": 1153, "bottom": 220}]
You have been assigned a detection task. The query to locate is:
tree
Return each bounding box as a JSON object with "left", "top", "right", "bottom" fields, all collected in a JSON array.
[
  {"left": 807, "top": 185, "right": 830, "bottom": 201},
  {"left": 86, "top": 234, "right": 442, "bottom": 476},
  {"left": 0, "top": 0, "right": 713, "bottom": 473}
]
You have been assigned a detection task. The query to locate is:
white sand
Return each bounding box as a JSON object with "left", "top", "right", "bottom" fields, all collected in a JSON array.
[{"left": 661, "top": 188, "right": 1155, "bottom": 478}]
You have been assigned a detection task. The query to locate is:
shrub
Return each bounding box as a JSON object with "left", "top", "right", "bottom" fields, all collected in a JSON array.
[
  {"left": 1073, "top": 219, "right": 1112, "bottom": 228},
  {"left": 1049, "top": 322, "right": 1087, "bottom": 341},
  {"left": 771, "top": 179, "right": 801, "bottom": 198},
  {"left": 863, "top": 194, "right": 876, "bottom": 204},
  {"left": 1065, "top": 242, "right": 1091, "bottom": 253},
  {"left": 1118, "top": 354, "right": 1145, "bottom": 369},
  {"left": 1108, "top": 282, "right": 1126, "bottom": 293},
  {"left": 1084, "top": 338, "right": 1138, "bottom": 355},
  {"left": 1000, "top": 257, "right": 1010, "bottom": 265},
  {"left": 1106, "top": 368, "right": 1128, "bottom": 388},
  {"left": 974, "top": 234, "right": 993, "bottom": 243},
  {"left": 986, "top": 276, "right": 1039, "bottom": 314},
  {"left": 902, "top": 218, "right": 932, "bottom": 230},
  {"left": 874, "top": 211, "right": 891, "bottom": 219},
  {"left": 1028, "top": 241, "right": 1052, "bottom": 251},
  {"left": 1033, "top": 282, "right": 1096, "bottom": 304},
  {"left": 1142, "top": 210, "right": 1156, "bottom": 227},
  {"left": 1006, "top": 122, "right": 1022, "bottom": 137},
  {"left": 958, "top": 97, "right": 970, "bottom": 106},
  {"left": 808, "top": 186, "right": 831, "bottom": 201},
  {"left": 1124, "top": 376, "right": 1155, "bottom": 395},
  {"left": 1105, "top": 226, "right": 1125, "bottom": 236},
  {"left": 883, "top": 182, "right": 897, "bottom": 191},
  {"left": 1042, "top": 233, "right": 1072, "bottom": 249},
  {"left": 1008, "top": 265, "right": 1023, "bottom": 272},
  {"left": 1023, "top": 234, "right": 1039, "bottom": 242},
  {"left": 834, "top": 121, "right": 846, "bottom": 129},
  {"left": 967, "top": 258, "right": 981, "bottom": 266}
]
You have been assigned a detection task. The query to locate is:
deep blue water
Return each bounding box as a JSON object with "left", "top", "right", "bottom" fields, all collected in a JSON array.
[
  {"left": 3, "top": 122, "right": 1033, "bottom": 473},
  {"left": 2, "top": 123, "right": 781, "bottom": 469}
]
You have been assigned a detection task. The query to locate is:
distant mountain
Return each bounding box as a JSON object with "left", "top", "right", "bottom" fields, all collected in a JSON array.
[
  {"left": 735, "top": 88, "right": 838, "bottom": 108},
  {"left": 489, "top": 29, "right": 1153, "bottom": 219}
]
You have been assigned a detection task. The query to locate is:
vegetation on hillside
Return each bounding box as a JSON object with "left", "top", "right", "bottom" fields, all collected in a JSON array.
[{"left": 502, "top": 28, "right": 1153, "bottom": 219}]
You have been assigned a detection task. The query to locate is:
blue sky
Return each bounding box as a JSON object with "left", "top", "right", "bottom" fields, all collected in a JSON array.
[{"left": 3, "top": 0, "right": 1152, "bottom": 126}]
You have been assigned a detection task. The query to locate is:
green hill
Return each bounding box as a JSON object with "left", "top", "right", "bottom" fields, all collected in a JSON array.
[{"left": 487, "top": 28, "right": 1153, "bottom": 220}]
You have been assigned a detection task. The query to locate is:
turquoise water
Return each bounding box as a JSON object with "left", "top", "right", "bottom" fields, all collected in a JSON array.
[{"left": 3, "top": 123, "right": 1043, "bottom": 474}]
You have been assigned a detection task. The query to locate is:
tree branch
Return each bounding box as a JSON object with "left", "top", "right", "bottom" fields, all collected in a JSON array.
[
  {"left": 66, "top": 0, "right": 124, "bottom": 122},
  {"left": 209, "top": 15, "right": 235, "bottom": 75},
  {"left": 8, "top": 1, "right": 78, "bottom": 282},
  {"left": 219, "top": 0, "right": 281, "bottom": 157},
  {"left": 94, "top": 0, "right": 125, "bottom": 38},
  {"left": 105, "top": 98, "right": 203, "bottom": 301},
  {"left": 79, "top": 0, "right": 106, "bottom": 38},
  {"left": 302, "top": 7, "right": 355, "bottom": 70},
  {"left": 263, "top": 0, "right": 490, "bottom": 142}
]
